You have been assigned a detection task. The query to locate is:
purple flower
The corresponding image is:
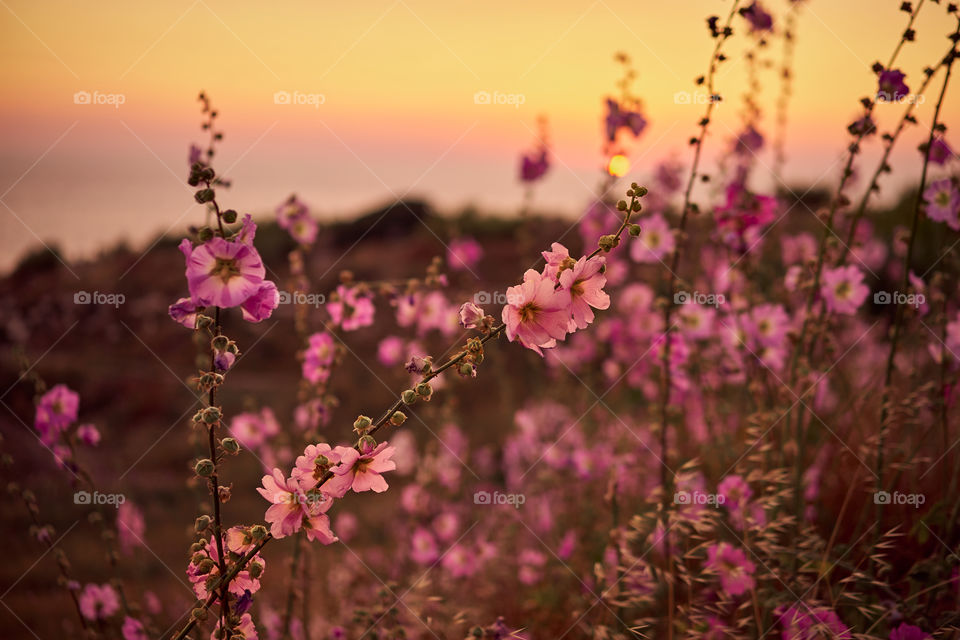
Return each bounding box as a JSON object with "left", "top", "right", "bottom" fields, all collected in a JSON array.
[
  {"left": 180, "top": 237, "right": 266, "bottom": 308},
  {"left": 890, "top": 623, "right": 930, "bottom": 640},
  {"left": 35, "top": 384, "right": 79, "bottom": 445},
  {"left": 741, "top": 2, "right": 773, "bottom": 31},
  {"left": 447, "top": 237, "right": 483, "bottom": 272},
  {"left": 923, "top": 178, "right": 960, "bottom": 230},
  {"left": 877, "top": 68, "right": 909, "bottom": 102},
  {"left": 168, "top": 296, "right": 200, "bottom": 329},
  {"left": 605, "top": 98, "right": 647, "bottom": 142},
  {"left": 927, "top": 137, "right": 954, "bottom": 165},
  {"left": 520, "top": 149, "right": 549, "bottom": 182},
  {"left": 240, "top": 280, "right": 280, "bottom": 323}
]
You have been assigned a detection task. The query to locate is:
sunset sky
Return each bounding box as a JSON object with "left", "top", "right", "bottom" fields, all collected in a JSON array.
[{"left": 1, "top": 0, "right": 957, "bottom": 270}]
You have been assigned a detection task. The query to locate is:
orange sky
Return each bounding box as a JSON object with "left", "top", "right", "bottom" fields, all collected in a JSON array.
[{"left": 1, "top": 0, "right": 957, "bottom": 270}]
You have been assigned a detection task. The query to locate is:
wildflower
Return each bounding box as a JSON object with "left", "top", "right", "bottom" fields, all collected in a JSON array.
[
  {"left": 327, "top": 285, "right": 375, "bottom": 331},
  {"left": 377, "top": 335, "right": 406, "bottom": 366},
  {"left": 741, "top": 1, "right": 773, "bottom": 31},
  {"left": 889, "top": 623, "right": 930, "bottom": 640},
  {"left": 520, "top": 148, "right": 549, "bottom": 182},
  {"left": 79, "top": 583, "right": 120, "bottom": 620},
  {"left": 820, "top": 265, "right": 869, "bottom": 315},
  {"left": 629, "top": 213, "right": 675, "bottom": 263},
  {"left": 35, "top": 384, "right": 79, "bottom": 445},
  {"left": 559, "top": 255, "right": 610, "bottom": 331},
  {"left": 257, "top": 469, "right": 311, "bottom": 538},
  {"left": 432, "top": 511, "right": 460, "bottom": 542},
  {"left": 168, "top": 297, "right": 201, "bottom": 329},
  {"left": 240, "top": 280, "right": 280, "bottom": 323},
  {"left": 877, "top": 68, "right": 909, "bottom": 102},
  {"left": 777, "top": 605, "right": 851, "bottom": 639},
  {"left": 180, "top": 236, "right": 266, "bottom": 308},
  {"left": 122, "top": 617, "right": 148, "bottom": 640},
  {"left": 292, "top": 443, "right": 343, "bottom": 490},
  {"left": 518, "top": 549, "right": 547, "bottom": 585},
  {"left": 705, "top": 542, "right": 756, "bottom": 596},
  {"left": 186, "top": 535, "right": 265, "bottom": 600},
  {"left": 212, "top": 613, "right": 258, "bottom": 640},
  {"left": 326, "top": 441, "right": 397, "bottom": 496},
  {"left": 442, "top": 543, "right": 478, "bottom": 577},
  {"left": 541, "top": 242, "right": 572, "bottom": 280},
  {"left": 604, "top": 98, "right": 647, "bottom": 142},
  {"left": 714, "top": 182, "right": 777, "bottom": 252},
  {"left": 459, "top": 301, "right": 485, "bottom": 329},
  {"left": 116, "top": 502, "right": 146, "bottom": 554},
  {"left": 734, "top": 124, "right": 764, "bottom": 155},
  {"left": 447, "top": 237, "right": 483, "bottom": 272},
  {"left": 411, "top": 527, "right": 440, "bottom": 564},
  {"left": 923, "top": 178, "right": 960, "bottom": 230},
  {"left": 229, "top": 408, "right": 280, "bottom": 452},
  {"left": 501, "top": 269, "right": 572, "bottom": 355},
  {"left": 77, "top": 423, "right": 100, "bottom": 446},
  {"left": 927, "top": 137, "right": 953, "bottom": 165},
  {"left": 302, "top": 332, "right": 336, "bottom": 384}
]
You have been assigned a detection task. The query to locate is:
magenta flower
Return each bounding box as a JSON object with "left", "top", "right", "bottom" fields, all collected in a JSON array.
[
  {"left": 35, "top": 384, "right": 79, "bottom": 445},
  {"left": 277, "top": 195, "right": 318, "bottom": 245},
  {"left": 302, "top": 331, "right": 336, "bottom": 384},
  {"left": 377, "top": 335, "right": 406, "bottom": 366},
  {"left": 877, "top": 68, "right": 909, "bottom": 102},
  {"left": 77, "top": 423, "right": 100, "bottom": 446},
  {"left": 559, "top": 255, "right": 610, "bottom": 331},
  {"left": 741, "top": 2, "right": 773, "bottom": 32},
  {"left": 502, "top": 269, "right": 572, "bottom": 355},
  {"left": 889, "top": 623, "right": 930, "bottom": 640},
  {"left": 705, "top": 542, "right": 756, "bottom": 597},
  {"left": 778, "top": 605, "right": 851, "bottom": 639},
  {"left": 328, "top": 285, "right": 375, "bottom": 331},
  {"left": 188, "top": 144, "right": 203, "bottom": 166},
  {"left": 927, "top": 137, "right": 953, "bottom": 165},
  {"left": 447, "top": 236, "right": 484, "bottom": 272},
  {"left": 411, "top": 527, "right": 440, "bottom": 564},
  {"left": 520, "top": 148, "right": 549, "bottom": 182},
  {"left": 604, "top": 98, "right": 647, "bottom": 142},
  {"left": 180, "top": 237, "right": 266, "bottom": 308},
  {"left": 168, "top": 297, "right": 200, "bottom": 329},
  {"left": 122, "top": 617, "right": 148, "bottom": 640},
  {"left": 326, "top": 442, "right": 397, "bottom": 495},
  {"left": 459, "top": 301, "right": 485, "bottom": 329},
  {"left": 79, "top": 583, "right": 120, "bottom": 620},
  {"left": 923, "top": 178, "right": 960, "bottom": 231},
  {"left": 187, "top": 535, "right": 265, "bottom": 600},
  {"left": 820, "top": 265, "right": 869, "bottom": 315},
  {"left": 241, "top": 280, "right": 280, "bottom": 323},
  {"left": 629, "top": 213, "right": 675, "bottom": 263}
]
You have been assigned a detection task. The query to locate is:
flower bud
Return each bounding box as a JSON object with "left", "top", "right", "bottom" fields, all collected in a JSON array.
[
  {"left": 190, "top": 542, "right": 204, "bottom": 553},
  {"left": 195, "top": 458, "right": 215, "bottom": 477},
  {"left": 198, "top": 227, "right": 214, "bottom": 242},
  {"left": 197, "top": 558, "right": 215, "bottom": 574},
  {"left": 358, "top": 435, "right": 377, "bottom": 454},
  {"left": 635, "top": 185, "right": 648, "bottom": 196},
  {"left": 629, "top": 224, "right": 642, "bottom": 237},
  {"left": 458, "top": 301, "right": 485, "bottom": 329},
  {"left": 211, "top": 335, "right": 229, "bottom": 352},
  {"left": 415, "top": 382, "right": 432, "bottom": 397},
  {"left": 353, "top": 415, "right": 372, "bottom": 434},
  {"left": 201, "top": 407, "right": 222, "bottom": 425},
  {"left": 248, "top": 561, "right": 264, "bottom": 579},
  {"left": 192, "top": 608, "right": 208, "bottom": 621},
  {"left": 390, "top": 410, "right": 407, "bottom": 426},
  {"left": 598, "top": 234, "right": 619, "bottom": 252},
  {"left": 401, "top": 389, "right": 417, "bottom": 405},
  {"left": 194, "top": 188, "right": 215, "bottom": 204},
  {"left": 195, "top": 515, "right": 212, "bottom": 532},
  {"left": 616, "top": 199, "right": 628, "bottom": 211},
  {"left": 250, "top": 524, "right": 268, "bottom": 541},
  {"left": 221, "top": 437, "right": 240, "bottom": 454},
  {"left": 222, "top": 209, "right": 238, "bottom": 224},
  {"left": 196, "top": 314, "right": 214, "bottom": 329},
  {"left": 458, "top": 362, "right": 477, "bottom": 378}
]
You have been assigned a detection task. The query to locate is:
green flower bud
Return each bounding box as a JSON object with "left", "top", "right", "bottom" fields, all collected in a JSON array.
[
  {"left": 201, "top": 407, "right": 222, "bottom": 424},
  {"left": 221, "top": 437, "right": 240, "bottom": 454},
  {"left": 248, "top": 561, "right": 264, "bottom": 579},
  {"left": 195, "top": 515, "right": 212, "bottom": 532},
  {"left": 598, "top": 234, "right": 619, "bottom": 252},
  {"left": 415, "top": 382, "right": 432, "bottom": 397},
  {"left": 194, "top": 188, "right": 215, "bottom": 204},
  {"left": 616, "top": 200, "right": 628, "bottom": 211},
  {"left": 390, "top": 410, "right": 407, "bottom": 426},
  {"left": 249, "top": 524, "right": 268, "bottom": 541},
  {"left": 211, "top": 335, "right": 229, "bottom": 352},
  {"left": 195, "top": 458, "right": 215, "bottom": 477},
  {"left": 353, "top": 415, "right": 372, "bottom": 434},
  {"left": 198, "top": 227, "right": 214, "bottom": 242},
  {"left": 635, "top": 185, "right": 648, "bottom": 197},
  {"left": 197, "top": 558, "right": 215, "bottom": 574},
  {"left": 196, "top": 314, "right": 214, "bottom": 329},
  {"left": 192, "top": 607, "right": 208, "bottom": 621},
  {"left": 401, "top": 389, "right": 417, "bottom": 405},
  {"left": 629, "top": 224, "right": 642, "bottom": 237},
  {"left": 222, "top": 209, "right": 238, "bottom": 224}
]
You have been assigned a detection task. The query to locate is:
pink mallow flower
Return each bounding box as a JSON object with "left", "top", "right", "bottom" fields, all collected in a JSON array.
[
  {"left": 79, "top": 583, "right": 120, "bottom": 620},
  {"left": 927, "top": 137, "right": 953, "bottom": 166},
  {"left": 122, "top": 617, "right": 148, "bottom": 640},
  {"left": 212, "top": 613, "right": 258, "bottom": 640},
  {"left": 502, "top": 269, "right": 572, "bottom": 355},
  {"left": 447, "top": 237, "right": 483, "bottom": 272},
  {"left": 241, "top": 280, "right": 280, "bottom": 323},
  {"left": 705, "top": 543, "right": 756, "bottom": 597},
  {"left": 459, "top": 301, "right": 485, "bottom": 329},
  {"left": 820, "top": 265, "right": 869, "bottom": 315},
  {"left": 411, "top": 527, "right": 440, "bottom": 564},
  {"left": 629, "top": 213, "right": 674, "bottom": 263},
  {"left": 889, "top": 623, "right": 930, "bottom": 640},
  {"left": 35, "top": 384, "right": 79, "bottom": 445},
  {"left": 302, "top": 331, "right": 336, "bottom": 384},
  {"left": 257, "top": 469, "right": 337, "bottom": 543},
  {"left": 924, "top": 178, "right": 960, "bottom": 231},
  {"left": 180, "top": 236, "right": 266, "bottom": 308},
  {"left": 168, "top": 297, "right": 200, "bottom": 329},
  {"left": 520, "top": 148, "right": 549, "bottom": 182},
  {"left": 327, "top": 285, "right": 375, "bottom": 331},
  {"left": 559, "top": 255, "right": 610, "bottom": 331},
  {"left": 326, "top": 442, "right": 397, "bottom": 496}
]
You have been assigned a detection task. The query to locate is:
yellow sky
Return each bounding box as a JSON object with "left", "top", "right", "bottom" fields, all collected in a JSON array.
[{"left": 0, "top": 0, "right": 957, "bottom": 268}]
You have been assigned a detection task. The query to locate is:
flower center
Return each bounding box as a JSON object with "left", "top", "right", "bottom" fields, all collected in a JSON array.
[
  {"left": 835, "top": 281, "right": 851, "bottom": 300},
  {"left": 211, "top": 257, "right": 241, "bottom": 283},
  {"left": 520, "top": 303, "right": 540, "bottom": 323},
  {"left": 936, "top": 190, "right": 951, "bottom": 207}
]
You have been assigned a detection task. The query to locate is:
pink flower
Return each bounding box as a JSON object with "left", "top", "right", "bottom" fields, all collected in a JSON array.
[
  {"left": 117, "top": 502, "right": 145, "bottom": 554},
  {"left": 559, "top": 255, "right": 610, "bottom": 331},
  {"left": 777, "top": 605, "right": 851, "bottom": 639},
  {"left": 122, "top": 617, "right": 148, "bottom": 640},
  {"left": 541, "top": 242, "right": 571, "bottom": 280},
  {"left": 705, "top": 543, "right": 756, "bottom": 597},
  {"left": 212, "top": 613, "right": 258, "bottom": 640},
  {"left": 77, "top": 423, "right": 100, "bottom": 446},
  {"left": 292, "top": 443, "right": 343, "bottom": 490},
  {"left": 520, "top": 148, "right": 549, "bottom": 182},
  {"left": 377, "top": 336, "right": 406, "bottom": 366},
  {"left": 447, "top": 237, "right": 483, "bottom": 272},
  {"left": 327, "top": 285, "right": 375, "bottom": 331},
  {"left": 442, "top": 543, "right": 478, "bottom": 577},
  {"left": 518, "top": 549, "right": 547, "bottom": 585},
  {"left": 241, "top": 280, "right": 280, "bottom": 323},
  {"left": 820, "top": 265, "right": 869, "bottom": 315},
  {"left": 605, "top": 98, "right": 647, "bottom": 142},
  {"left": 927, "top": 137, "right": 953, "bottom": 165},
  {"left": 257, "top": 469, "right": 311, "bottom": 538},
  {"left": 168, "top": 297, "right": 200, "bottom": 329},
  {"left": 411, "top": 527, "right": 440, "bottom": 564},
  {"left": 180, "top": 237, "right": 266, "bottom": 308},
  {"left": 302, "top": 332, "right": 336, "bottom": 384},
  {"left": 79, "top": 583, "right": 120, "bottom": 620},
  {"left": 459, "top": 301, "right": 485, "bottom": 329},
  {"left": 629, "top": 213, "right": 675, "bottom": 263},
  {"left": 326, "top": 442, "right": 397, "bottom": 495},
  {"left": 889, "top": 623, "right": 930, "bottom": 640},
  {"left": 924, "top": 178, "right": 960, "bottom": 231},
  {"left": 35, "top": 384, "right": 79, "bottom": 445},
  {"left": 229, "top": 408, "right": 280, "bottom": 452},
  {"left": 502, "top": 269, "right": 572, "bottom": 355}
]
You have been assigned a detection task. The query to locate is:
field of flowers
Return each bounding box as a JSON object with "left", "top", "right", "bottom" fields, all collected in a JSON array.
[{"left": 2, "top": 1, "right": 960, "bottom": 639}]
